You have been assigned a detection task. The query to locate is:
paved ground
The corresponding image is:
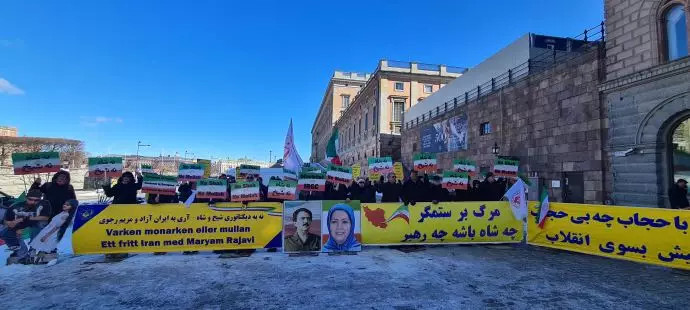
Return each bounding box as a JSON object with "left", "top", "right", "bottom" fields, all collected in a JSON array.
[{"left": 1, "top": 244, "right": 688, "bottom": 309}]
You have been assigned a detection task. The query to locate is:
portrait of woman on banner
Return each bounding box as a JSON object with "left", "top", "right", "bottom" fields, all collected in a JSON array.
[{"left": 323, "top": 203, "right": 361, "bottom": 252}]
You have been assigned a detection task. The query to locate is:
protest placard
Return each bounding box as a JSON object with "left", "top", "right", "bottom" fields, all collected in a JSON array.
[
  {"left": 413, "top": 153, "right": 437, "bottom": 173},
  {"left": 88, "top": 157, "right": 123, "bottom": 178},
  {"left": 238, "top": 164, "right": 261, "bottom": 179},
  {"left": 494, "top": 158, "right": 519, "bottom": 179},
  {"left": 327, "top": 164, "right": 352, "bottom": 185},
  {"left": 197, "top": 178, "right": 228, "bottom": 200},
  {"left": 142, "top": 174, "right": 178, "bottom": 195},
  {"left": 442, "top": 171, "right": 469, "bottom": 190},
  {"left": 178, "top": 163, "right": 205, "bottom": 182},
  {"left": 268, "top": 179, "right": 297, "bottom": 200},
  {"left": 230, "top": 181, "right": 261, "bottom": 202},
  {"left": 453, "top": 159, "right": 477, "bottom": 176},
  {"left": 11, "top": 152, "right": 61, "bottom": 175},
  {"left": 297, "top": 172, "right": 326, "bottom": 192}
]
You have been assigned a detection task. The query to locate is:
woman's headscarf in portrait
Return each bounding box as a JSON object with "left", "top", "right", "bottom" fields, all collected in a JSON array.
[{"left": 324, "top": 203, "right": 361, "bottom": 251}]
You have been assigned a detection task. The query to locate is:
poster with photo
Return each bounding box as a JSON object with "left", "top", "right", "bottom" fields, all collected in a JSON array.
[
  {"left": 283, "top": 201, "right": 322, "bottom": 253},
  {"left": 321, "top": 200, "right": 362, "bottom": 252}
]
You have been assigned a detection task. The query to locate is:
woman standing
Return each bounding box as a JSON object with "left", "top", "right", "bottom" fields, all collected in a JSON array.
[
  {"left": 103, "top": 171, "right": 143, "bottom": 204},
  {"left": 31, "top": 170, "right": 77, "bottom": 218}
]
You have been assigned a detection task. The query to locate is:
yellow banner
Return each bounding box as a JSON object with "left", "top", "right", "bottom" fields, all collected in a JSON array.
[
  {"left": 393, "top": 162, "right": 403, "bottom": 180},
  {"left": 362, "top": 202, "right": 523, "bottom": 245},
  {"left": 528, "top": 202, "right": 690, "bottom": 270},
  {"left": 352, "top": 164, "right": 361, "bottom": 179},
  {"left": 72, "top": 202, "right": 283, "bottom": 254}
]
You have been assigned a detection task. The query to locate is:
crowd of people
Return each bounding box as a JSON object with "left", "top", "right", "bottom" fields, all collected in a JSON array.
[
  {"left": 1, "top": 170, "right": 79, "bottom": 264},
  {"left": 1, "top": 167, "right": 514, "bottom": 263}
]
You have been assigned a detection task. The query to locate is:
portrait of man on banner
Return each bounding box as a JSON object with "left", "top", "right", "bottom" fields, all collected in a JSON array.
[{"left": 283, "top": 201, "right": 322, "bottom": 252}]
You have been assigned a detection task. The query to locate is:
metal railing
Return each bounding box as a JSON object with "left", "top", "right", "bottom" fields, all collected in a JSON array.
[{"left": 404, "top": 22, "right": 605, "bottom": 130}]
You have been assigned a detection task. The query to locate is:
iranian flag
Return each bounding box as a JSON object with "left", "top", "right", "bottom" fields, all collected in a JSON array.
[{"left": 537, "top": 187, "right": 550, "bottom": 228}]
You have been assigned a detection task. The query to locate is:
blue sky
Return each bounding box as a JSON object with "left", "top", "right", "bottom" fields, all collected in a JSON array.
[{"left": 0, "top": 0, "right": 603, "bottom": 161}]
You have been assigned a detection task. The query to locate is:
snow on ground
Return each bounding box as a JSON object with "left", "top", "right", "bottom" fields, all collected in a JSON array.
[{"left": 1, "top": 237, "right": 689, "bottom": 309}]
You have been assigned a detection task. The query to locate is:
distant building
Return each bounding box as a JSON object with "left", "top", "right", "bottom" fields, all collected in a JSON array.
[
  {"left": 311, "top": 71, "right": 371, "bottom": 162},
  {"left": 0, "top": 126, "right": 18, "bottom": 137},
  {"left": 333, "top": 60, "right": 465, "bottom": 166}
]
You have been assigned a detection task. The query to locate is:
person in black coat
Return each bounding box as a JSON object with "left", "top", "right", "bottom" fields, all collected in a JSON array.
[
  {"left": 31, "top": 170, "right": 77, "bottom": 218},
  {"left": 103, "top": 171, "right": 143, "bottom": 204},
  {"left": 378, "top": 173, "right": 403, "bottom": 203},
  {"left": 348, "top": 177, "right": 376, "bottom": 203},
  {"left": 479, "top": 173, "right": 504, "bottom": 201},
  {"left": 427, "top": 174, "right": 450, "bottom": 203},
  {"left": 325, "top": 182, "right": 348, "bottom": 200},
  {"left": 402, "top": 171, "right": 429, "bottom": 205},
  {"left": 669, "top": 179, "right": 690, "bottom": 209}
]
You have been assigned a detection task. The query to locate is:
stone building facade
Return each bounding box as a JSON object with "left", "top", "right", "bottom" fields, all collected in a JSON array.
[
  {"left": 336, "top": 60, "right": 465, "bottom": 166},
  {"left": 401, "top": 44, "right": 609, "bottom": 204},
  {"left": 0, "top": 126, "right": 18, "bottom": 137},
  {"left": 311, "top": 71, "right": 370, "bottom": 163},
  {"left": 601, "top": 0, "right": 690, "bottom": 207}
]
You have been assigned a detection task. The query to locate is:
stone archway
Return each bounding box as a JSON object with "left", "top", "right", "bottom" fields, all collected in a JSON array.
[{"left": 636, "top": 91, "right": 690, "bottom": 206}]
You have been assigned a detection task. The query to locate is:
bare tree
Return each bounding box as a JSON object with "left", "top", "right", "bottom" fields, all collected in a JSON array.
[{"left": 0, "top": 136, "right": 85, "bottom": 167}]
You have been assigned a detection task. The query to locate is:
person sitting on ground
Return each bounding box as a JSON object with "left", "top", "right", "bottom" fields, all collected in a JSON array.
[
  {"left": 27, "top": 199, "right": 78, "bottom": 264},
  {"left": 103, "top": 171, "right": 143, "bottom": 204},
  {"left": 0, "top": 189, "right": 51, "bottom": 263},
  {"left": 669, "top": 179, "right": 690, "bottom": 209}
]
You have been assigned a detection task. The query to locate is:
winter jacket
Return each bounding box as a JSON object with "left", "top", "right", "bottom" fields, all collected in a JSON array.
[
  {"left": 402, "top": 178, "right": 429, "bottom": 204},
  {"left": 378, "top": 181, "right": 403, "bottom": 203},
  {"left": 103, "top": 172, "right": 143, "bottom": 204},
  {"left": 30, "top": 171, "right": 76, "bottom": 218},
  {"left": 325, "top": 183, "right": 349, "bottom": 200},
  {"left": 349, "top": 184, "right": 376, "bottom": 203},
  {"left": 669, "top": 184, "right": 690, "bottom": 209}
]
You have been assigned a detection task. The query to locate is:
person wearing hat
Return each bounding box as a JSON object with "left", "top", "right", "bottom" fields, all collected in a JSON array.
[
  {"left": 669, "top": 179, "right": 690, "bottom": 209},
  {"left": 348, "top": 177, "right": 376, "bottom": 203},
  {"left": 27, "top": 199, "right": 79, "bottom": 263},
  {"left": 1, "top": 189, "right": 52, "bottom": 262}
]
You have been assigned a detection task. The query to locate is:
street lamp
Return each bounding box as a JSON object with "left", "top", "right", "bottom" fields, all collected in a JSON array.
[
  {"left": 491, "top": 142, "right": 500, "bottom": 156},
  {"left": 136, "top": 141, "right": 151, "bottom": 168},
  {"left": 184, "top": 151, "right": 195, "bottom": 162}
]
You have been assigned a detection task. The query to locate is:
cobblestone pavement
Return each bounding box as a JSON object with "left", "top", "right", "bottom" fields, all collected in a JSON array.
[{"left": 1, "top": 245, "right": 688, "bottom": 309}]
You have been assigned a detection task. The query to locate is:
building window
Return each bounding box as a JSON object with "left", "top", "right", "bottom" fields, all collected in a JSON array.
[
  {"left": 480, "top": 122, "right": 492, "bottom": 135},
  {"left": 365, "top": 113, "right": 369, "bottom": 131},
  {"left": 342, "top": 95, "right": 350, "bottom": 109},
  {"left": 394, "top": 82, "right": 404, "bottom": 91},
  {"left": 393, "top": 101, "right": 404, "bottom": 122},
  {"left": 664, "top": 5, "right": 688, "bottom": 61},
  {"left": 424, "top": 84, "right": 433, "bottom": 93},
  {"left": 372, "top": 107, "right": 377, "bottom": 129},
  {"left": 359, "top": 118, "right": 362, "bottom": 134}
]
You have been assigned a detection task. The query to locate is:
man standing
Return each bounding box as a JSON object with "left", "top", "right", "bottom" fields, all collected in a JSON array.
[
  {"left": 1, "top": 189, "right": 51, "bottom": 263},
  {"left": 284, "top": 208, "right": 320, "bottom": 252},
  {"left": 378, "top": 173, "right": 402, "bottom": 203},
  {"left": 669, "top": 179, "right": 690, "bottom": 209},
  {"left": 402, "top": 170, "right": 428, "bottom": 205}
]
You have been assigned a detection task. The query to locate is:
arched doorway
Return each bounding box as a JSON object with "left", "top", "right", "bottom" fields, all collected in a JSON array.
[{"left": 670, "top": 117, "right": 690, "bottom": 184}]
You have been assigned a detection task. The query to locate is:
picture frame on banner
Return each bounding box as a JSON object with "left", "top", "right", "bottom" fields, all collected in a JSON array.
[
  {"left": 321, "top": 200, "right": 362, "bottom": 253},
  {"left": 283, "top": 201, "right": 322, "bottom": 253}
]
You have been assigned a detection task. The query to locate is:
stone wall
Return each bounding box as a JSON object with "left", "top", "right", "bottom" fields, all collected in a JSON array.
[
  {"left": 0, "top": 167, "right": 88, "bottom": 196},
  {"left": 604, "top": 0, "right": 663, "bottom": 81},
  {"left": 602, "top": 57, "right": 690, "bottom": 207},
  {"left": 401, "top": 46, "right": 609, "bottom": 204}
]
